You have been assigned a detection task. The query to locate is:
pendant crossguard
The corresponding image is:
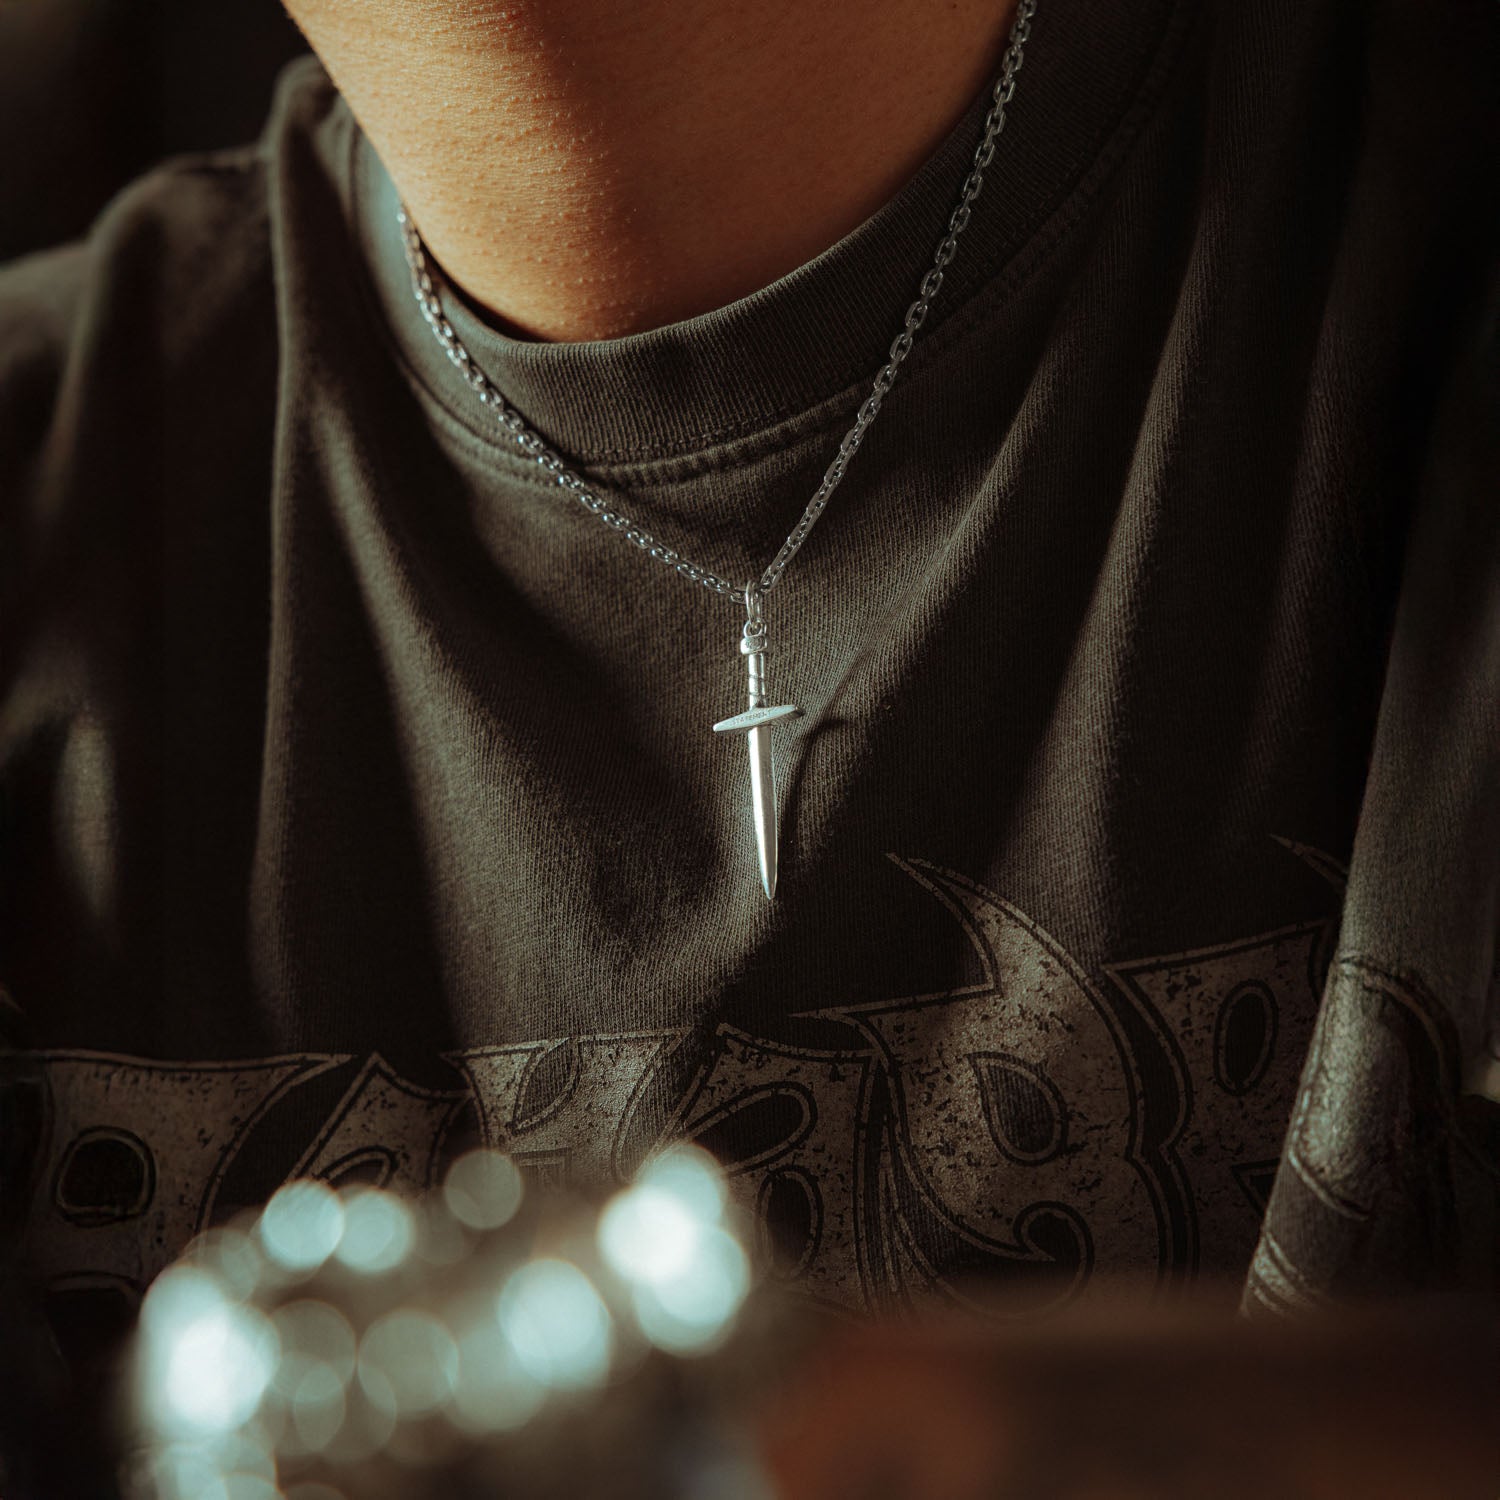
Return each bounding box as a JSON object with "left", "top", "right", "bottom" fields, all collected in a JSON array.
[{"left": 713, "top": 589, "right": 802, "bottom": 900}]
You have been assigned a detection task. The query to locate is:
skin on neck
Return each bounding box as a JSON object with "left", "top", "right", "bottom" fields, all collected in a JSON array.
[{"left": 285, "top": 0, "right": 1018, "bottom": 343}]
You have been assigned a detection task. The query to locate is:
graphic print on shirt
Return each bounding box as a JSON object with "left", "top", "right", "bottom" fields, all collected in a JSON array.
[{"left": 15, "top": 843, "right": 1341, "bottom": 1314}]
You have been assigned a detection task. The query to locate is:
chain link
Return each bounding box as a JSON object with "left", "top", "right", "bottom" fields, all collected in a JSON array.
[{"left": 398, "top": 0, "right": 1036, "bottom": 610}]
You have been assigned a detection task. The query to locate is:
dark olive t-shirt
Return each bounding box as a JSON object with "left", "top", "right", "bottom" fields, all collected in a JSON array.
[{"left": 2, "top": 0, "right": 1497, "bottom": 1329}]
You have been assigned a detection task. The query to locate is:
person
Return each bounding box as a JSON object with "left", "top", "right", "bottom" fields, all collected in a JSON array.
[{"left": 1, "top": 0, "right": 1496, "bottom": 1370}]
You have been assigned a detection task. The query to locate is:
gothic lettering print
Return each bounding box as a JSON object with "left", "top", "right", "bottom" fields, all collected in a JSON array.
[
  {"left": 13, "top": 842, "right": 1339, "bottom": 1312},
  {"left": 674, "top": 1027, "right": 873, "bottom": 1314},
  {"left": 446, "top": 1031, "right": 686, "bottom": 1188},
  {"left": 820, "top": 860, "right": 1168, "bottom": 1315},
  {"left": 22, "top": 1052, "right": 345, "bottom": 1293},
  {"left": 290, "top": 1053, "right": 469, "bottom": 1194},
  {"left": 1105, "top": 922, "right": 1325, "bottom": 1273}
]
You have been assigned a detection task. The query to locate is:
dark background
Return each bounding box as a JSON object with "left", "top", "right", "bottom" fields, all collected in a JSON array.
[{"left": 0, "top": 0, "right": 307, "bottom": 263}]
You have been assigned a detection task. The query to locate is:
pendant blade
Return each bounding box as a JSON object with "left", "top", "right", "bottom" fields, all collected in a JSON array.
[{"left": 747, "top": 724, "right": 778, "bottom": 900}]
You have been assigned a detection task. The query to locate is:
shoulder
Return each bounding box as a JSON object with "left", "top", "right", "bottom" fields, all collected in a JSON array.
[
  {"left": 0, "top": 56, "right": 342, "bottom": 454},
  {"left": 0, "top": 58, "right": 349, "bottom": 596},
  {"left": 0, "top": 159, "right": 260, "bottom": 446},
  {"left": 0, "top": 55, "right": 351, "bottom": 695}
]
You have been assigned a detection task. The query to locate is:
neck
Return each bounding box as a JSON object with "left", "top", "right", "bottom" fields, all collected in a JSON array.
[{"left": 287, "top": 0, "right": 1017, "bottom": 342}]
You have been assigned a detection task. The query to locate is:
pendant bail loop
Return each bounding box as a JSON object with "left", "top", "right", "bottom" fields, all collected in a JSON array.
[{"left": 743, "top": 581, "right": 767, "bottom": 648}]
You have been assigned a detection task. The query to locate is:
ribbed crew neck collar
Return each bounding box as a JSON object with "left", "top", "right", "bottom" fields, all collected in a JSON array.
[{"left": 352, "top": 0, "right": 1183, "bottom": 471}]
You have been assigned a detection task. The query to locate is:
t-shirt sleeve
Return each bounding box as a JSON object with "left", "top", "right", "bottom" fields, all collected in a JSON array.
[
  {"left": 0, "top": 239, "right": 92, "bottom": 594},
  {"left": 1244, "top": 265, "right": 1500, "bottom": 1312},
  {"left": 0, "top": 152, "right": 278, "bottom": 1040},
  {"left": 0, "top": 146, "right": 273, "bottom": 603}
]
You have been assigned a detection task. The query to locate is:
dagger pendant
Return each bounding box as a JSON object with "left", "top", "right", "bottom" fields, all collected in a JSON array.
[{"left": 713, "top": 589, "right": 801, "bottom": 900}]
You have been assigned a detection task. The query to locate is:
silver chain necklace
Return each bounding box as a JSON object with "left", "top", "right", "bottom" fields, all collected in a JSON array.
[{"left": 398, "top": 0, "right": 1036, "bottom": 899}]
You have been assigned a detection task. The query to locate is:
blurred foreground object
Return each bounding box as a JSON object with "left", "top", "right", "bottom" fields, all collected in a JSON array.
[
  {"left": 121, "top": 1145, "right": 769, "bottom": 1500},
  {"left": 759, "top": 1301, "right": 1500, "bottom": 1500},
  {"left": 117, "top": 1145, "right": 1497, "bottom": 1500}
]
